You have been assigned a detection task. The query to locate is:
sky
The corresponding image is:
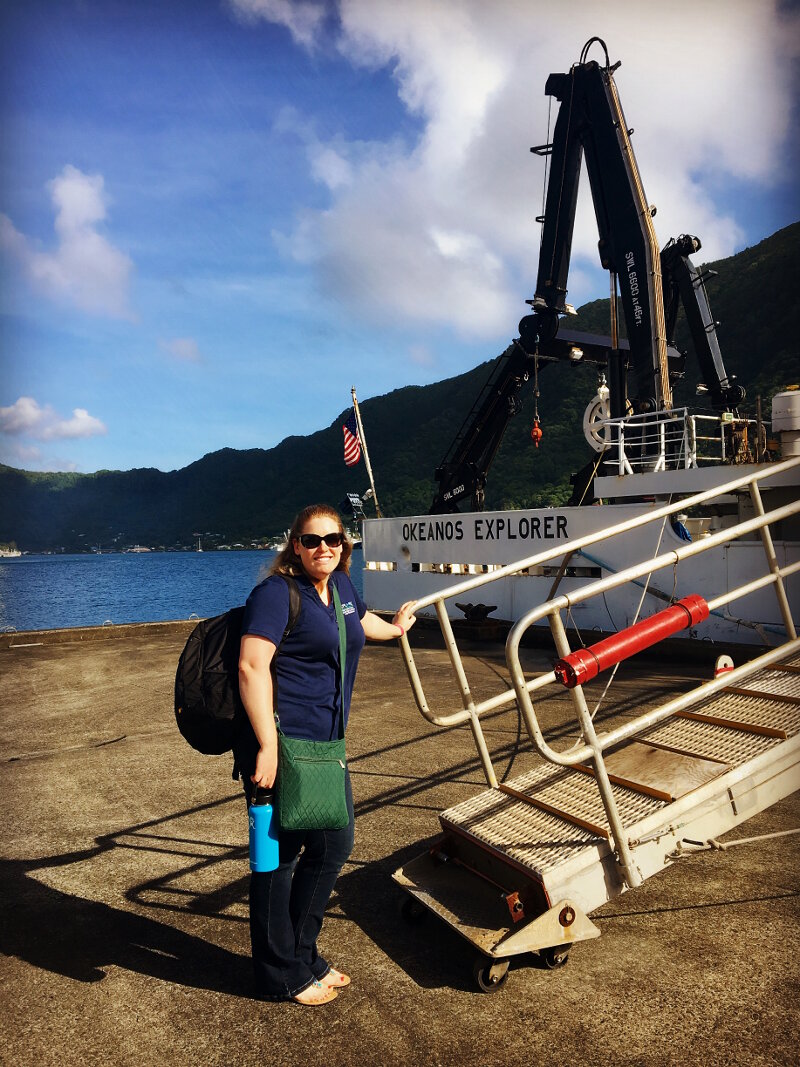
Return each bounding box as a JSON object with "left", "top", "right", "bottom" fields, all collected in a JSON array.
[{"left": 1, "top": 0, "right": 798, "bottom": 474}]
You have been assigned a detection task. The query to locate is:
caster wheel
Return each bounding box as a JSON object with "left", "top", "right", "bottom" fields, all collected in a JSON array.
[
  {"left": 540, "top": 945, "right": 570, "bottom": 969},
  {"left": 400, "top": 895, "right": 427, "bottom": 924},
  {"left": 472, "top": 956, "right": 510, "bottom": 993}
]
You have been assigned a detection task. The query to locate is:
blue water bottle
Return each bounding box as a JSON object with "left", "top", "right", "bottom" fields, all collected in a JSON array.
[{"left": 249, "top": 788, "right": 279, "bottom": 872}]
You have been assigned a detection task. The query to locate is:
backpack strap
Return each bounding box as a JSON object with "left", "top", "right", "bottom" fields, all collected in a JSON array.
[
  {"left": 232, "top": 574, "right": 302, "bottom": 780},
  {"left": 279, "top": 574, "right": 302, "bottom": 642},
  {"left": 267, "top": 574, "right": 302, "bottom": 690}
]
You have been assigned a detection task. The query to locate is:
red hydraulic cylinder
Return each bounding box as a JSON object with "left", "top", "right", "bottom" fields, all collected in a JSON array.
[{"left": 553, "top": 595, "right": 709, "bottom": 688}]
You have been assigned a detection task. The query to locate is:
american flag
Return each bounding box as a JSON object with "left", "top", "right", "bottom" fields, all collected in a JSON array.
[{"left": 343, "top": 409, "right": 361, "bottom": 467}]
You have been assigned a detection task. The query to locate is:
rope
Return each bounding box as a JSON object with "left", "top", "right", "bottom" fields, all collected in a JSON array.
[
  {"left": 579, "top": 37, "right": 611, "bottom": 67},
  {"left": 576, "top": 447, "right": 608, "bottom": 507},
  {"left": 586, "top": 504, "right": 673, "bottom": 723},
  {"left": 679, "top": 828, "right": 800, "bottom": 853},
  {"left": 533, "top": 345, "right": 540, "bottom": 421}
]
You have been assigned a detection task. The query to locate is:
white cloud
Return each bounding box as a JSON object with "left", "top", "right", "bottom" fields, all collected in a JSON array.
[
  {"left": 249, "top": 0, "right": 800, "bottom": 335},
  {"left": 226, "top": 0, "right": 326, "bottom": 49},
  {"left": 0, "top": 165, "right": 134, "bottom": 318},
  {"left": 49, "top": 408, "right": 107, "bottom": 440},
  {"left": 309, "top": 146, "right": 354, "bottom": 191},
  {"left": 0, "top": 397, "right": 42, "bottom": 436},
  {"left": 160, "top": 337, "right": 203, "bottom": 363},
  {"left": 4, "top": 442, "right": 43, "bottom": 464},
  {"left": 0, "top": 440, "right": 80, "bottom": 472},
  {"left": 0, "top": 396, "right": 107, "bottom": 441}
]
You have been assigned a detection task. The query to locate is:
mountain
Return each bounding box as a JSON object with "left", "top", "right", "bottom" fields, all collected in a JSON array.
[{"left": 2, "top": 224, "right": 798, "bottom": 552}]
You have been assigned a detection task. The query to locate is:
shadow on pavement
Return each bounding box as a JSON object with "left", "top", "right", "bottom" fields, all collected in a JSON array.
[
  {"left": 333, "top": 839, "right": 485, "bottom": 993},
  {"left": 1, "top": 801, "right": 254, "bottom": 995}
]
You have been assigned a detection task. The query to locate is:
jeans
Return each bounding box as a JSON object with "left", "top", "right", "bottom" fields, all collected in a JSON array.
[{"left": 241, "top": 771, "right": 354, "bottom": 1001}]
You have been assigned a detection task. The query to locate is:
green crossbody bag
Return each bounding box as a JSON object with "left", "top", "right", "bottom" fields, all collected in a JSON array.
[{"left": 275, "top": 583, "right": 349, "bottom": 832}]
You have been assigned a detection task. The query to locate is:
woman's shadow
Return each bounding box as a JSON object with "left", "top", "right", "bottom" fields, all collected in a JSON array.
[{"left": 1, "top": 830, "right": 252, "bottom": 995}]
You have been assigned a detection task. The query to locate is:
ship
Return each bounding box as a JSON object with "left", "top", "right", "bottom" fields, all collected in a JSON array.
[
  {"left": 374, "top": 40, "right": 800, "bottom": 992},
  {"left": 362, "top": 38, "right": 799, "bottom": 649}
]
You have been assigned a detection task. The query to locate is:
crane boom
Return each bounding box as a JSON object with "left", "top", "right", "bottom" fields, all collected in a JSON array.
[{"left": 429, "top": 39, "right": 743, "bottom": 514}]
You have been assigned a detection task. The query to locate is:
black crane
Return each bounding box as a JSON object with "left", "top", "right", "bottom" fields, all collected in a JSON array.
[{"left": 430, "top": 38, "right": 742, "bottom": 515}]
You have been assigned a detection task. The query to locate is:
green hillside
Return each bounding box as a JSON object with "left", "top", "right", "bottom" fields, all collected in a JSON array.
[{"left": 2, "top": 224, "right": 798, "bottom": 552}]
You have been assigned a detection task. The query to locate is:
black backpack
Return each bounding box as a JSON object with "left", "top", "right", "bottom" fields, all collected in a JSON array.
[{"left": 174, "top": 574, "right": 302, "bottom": 755}]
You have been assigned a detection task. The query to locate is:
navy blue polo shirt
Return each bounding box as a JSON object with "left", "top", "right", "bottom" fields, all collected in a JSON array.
[{"left": 241, "top": 570, "right": 367, "bottom": 742}]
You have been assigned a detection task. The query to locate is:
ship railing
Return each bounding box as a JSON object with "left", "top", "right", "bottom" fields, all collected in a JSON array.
[
  {"left": 602, "top": 407, "right": 759, "bottom": 474},
  {"left": 397, "top": 454, "right": 800, "bottom": 890}
]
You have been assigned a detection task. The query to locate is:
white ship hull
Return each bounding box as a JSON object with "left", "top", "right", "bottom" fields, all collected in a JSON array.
[{"left": 363, "top": 464, "right": 800, "bottom": 647}]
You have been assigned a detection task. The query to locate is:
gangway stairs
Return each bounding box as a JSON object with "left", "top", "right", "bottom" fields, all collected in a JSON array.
[{"left": 393, "top": 459, "right": 800, "bottom": 991}]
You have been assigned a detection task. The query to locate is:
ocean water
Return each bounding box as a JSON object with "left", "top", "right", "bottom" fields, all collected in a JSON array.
[{"left": 0, "top": 549, "right": 365, "bottom": 632}]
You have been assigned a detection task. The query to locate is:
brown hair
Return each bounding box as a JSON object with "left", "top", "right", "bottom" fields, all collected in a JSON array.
[{"left": 269, "top": 504, "right": 352, "bottom": 577}]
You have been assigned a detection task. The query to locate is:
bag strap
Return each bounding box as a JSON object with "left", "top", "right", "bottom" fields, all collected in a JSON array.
[
  {"left": 235, "top": 574, "right": 302, "bottom": 778},
  {"left": 274, "top": 579, "right": 347, "bottom": 741},
  {"left": 266, "top": 574, "right": 301, "bottom": 728},
  {"left": 279, "top": 574, "right": 302, "bottom": 641},
  {"left": 331, "top": 582, "right": 347, "bottom": 741}
]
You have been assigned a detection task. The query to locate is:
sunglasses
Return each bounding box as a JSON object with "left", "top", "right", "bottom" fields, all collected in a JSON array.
[{"left": 297, "top": 532, "right": 344, "bottom": 550}]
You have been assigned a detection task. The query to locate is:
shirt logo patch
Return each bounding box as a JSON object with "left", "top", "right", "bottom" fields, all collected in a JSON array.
[{"left": 341, "top": 601, "right": 356, "bottom": 616}]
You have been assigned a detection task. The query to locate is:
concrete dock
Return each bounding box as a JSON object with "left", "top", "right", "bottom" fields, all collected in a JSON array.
[{"left": 1, "top": 623, "right": 798, "bottom": 1066}]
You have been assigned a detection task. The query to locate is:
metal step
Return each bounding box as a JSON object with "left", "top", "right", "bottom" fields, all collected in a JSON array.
[
  {"left": 441, "top": 761, "right": 662, "bottom": 862},
  {"left": 642, "top": 716, "right": 779, "bottom": 764},
  {"left": 437, "top": 658, "right": 800, "bottom": 906},
  {"left": 677, "top": 658, "right": 800, "bottom": 738}
]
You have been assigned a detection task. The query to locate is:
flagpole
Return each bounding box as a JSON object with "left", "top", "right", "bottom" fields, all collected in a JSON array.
[{"left": 351, "top": 386, "right": 382, "bottom": 517}]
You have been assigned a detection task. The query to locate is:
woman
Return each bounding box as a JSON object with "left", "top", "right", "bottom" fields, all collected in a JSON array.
[{"left": 236, "top": 503, "right": 416, "bottom": 1005}]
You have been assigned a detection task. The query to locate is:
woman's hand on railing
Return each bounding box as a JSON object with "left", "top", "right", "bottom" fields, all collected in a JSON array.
[{"left": 392, "top": 600, "right": 417, "bottom": 637}]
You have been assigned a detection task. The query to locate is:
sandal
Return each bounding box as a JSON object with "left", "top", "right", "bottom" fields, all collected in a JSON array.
[
  {"left": 292, "top": 980, "right": 338, "bottom": 1005},
  {"left": 321, "top": 968, "right": 351, "bottom": 988}
]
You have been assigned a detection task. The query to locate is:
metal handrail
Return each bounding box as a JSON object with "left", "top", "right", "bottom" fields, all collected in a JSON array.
[
  {"left": 397, "top": 454, "right": 800, "bottom": 889},
  {"left": 601, "top": 407, "right": 761, "bottom": 473},
  {"left": 400, "top": 497, "right": 800, "bottom": 742}
]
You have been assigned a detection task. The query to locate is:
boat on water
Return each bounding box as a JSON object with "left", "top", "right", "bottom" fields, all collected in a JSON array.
[{"left": 362, "top": 38, "right": 800, "bottom": 649}]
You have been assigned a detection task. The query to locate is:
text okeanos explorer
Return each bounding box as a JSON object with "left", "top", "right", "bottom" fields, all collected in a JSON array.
[{"left": 401, "top": 515, "right": 569, "bottom": 543}]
